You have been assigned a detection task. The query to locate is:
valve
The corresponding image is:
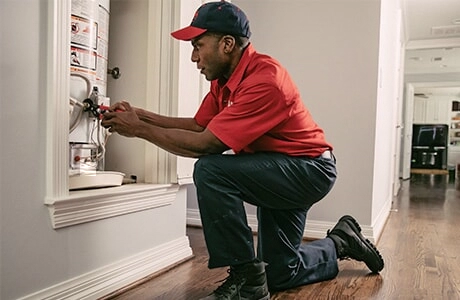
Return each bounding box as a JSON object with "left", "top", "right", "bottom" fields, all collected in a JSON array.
[
  {"left": 107, "top": 67, "right": 121, "bottom": 79},
  {"left": 82, "top": 98, "right": 123, "bottom": 119}
]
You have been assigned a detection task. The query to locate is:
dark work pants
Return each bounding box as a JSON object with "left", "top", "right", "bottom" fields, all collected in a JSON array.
[{"left": 193, "top": 152, "right": 339, "bottom": 291}]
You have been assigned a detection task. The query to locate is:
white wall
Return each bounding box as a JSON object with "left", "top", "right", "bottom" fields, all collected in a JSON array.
[
  {"left": 373, "top": 0, "right": 404, "bottom": 232},
  {"left": 0, "top": 1, "right": 191, "bottom": 299}
]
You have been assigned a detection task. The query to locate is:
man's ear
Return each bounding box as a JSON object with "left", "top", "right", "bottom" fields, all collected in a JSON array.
[{"left": 222, "top": 35, "right": 236, "bottom": 53}]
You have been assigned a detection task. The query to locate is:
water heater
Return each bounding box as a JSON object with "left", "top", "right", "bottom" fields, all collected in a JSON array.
[{"left": 68, "top": 0, "right": 124, "bottom": 190}]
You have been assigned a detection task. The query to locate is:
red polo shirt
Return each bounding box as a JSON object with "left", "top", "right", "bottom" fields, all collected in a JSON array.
[{"left": 194, "top": 44, "right": 332, "bottom": 157}]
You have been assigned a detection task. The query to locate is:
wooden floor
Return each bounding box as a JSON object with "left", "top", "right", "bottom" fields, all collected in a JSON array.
[{"left": 104, "top": 174, "right": 460, "bottom": 299}]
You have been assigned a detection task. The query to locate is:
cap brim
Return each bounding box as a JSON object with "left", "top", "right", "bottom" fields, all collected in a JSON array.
[{"left": 171, "top": 26, "right": 207, "bottom": 41}]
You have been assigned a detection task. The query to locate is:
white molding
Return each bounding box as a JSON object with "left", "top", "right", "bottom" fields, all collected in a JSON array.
[
  {"left": 18, "top": 236, "right": 193, "bottom": 300},
  {"left": 145, "top": 0, "right": 179, "bottom": 184},
  {"left": 371, "top": 195, "right": 393, "bottom": 243},
  {"left": 46, "top": 184, "right": 179, "bottom": 229},
  {"left": 247, "top": 212, "right": 259, "bottom": 232},
  {"left": 178, "top": 176, "right": 194, "bottom": 185},
  {"left": 406, "top": 37, "right": 460, "bottom": 50},
  {"left": 301, "top": 219, "right": 375, "bottom": 243},
  {"left": 303, "top": 219, "right": 337, "bottom": 240},
  {"left": 186, "top": 208, "right": 202, "bottom": 227},
  {"left": 186, "top": 208, "right": 379, "bottom": 242},
  {"left": 46, "top": 0, "right": 70, "bottom": 199}
]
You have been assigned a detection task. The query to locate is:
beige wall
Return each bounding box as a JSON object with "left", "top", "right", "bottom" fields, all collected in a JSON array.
[{"left": 188, "top": 0, "right": 401, "bottom": 239}]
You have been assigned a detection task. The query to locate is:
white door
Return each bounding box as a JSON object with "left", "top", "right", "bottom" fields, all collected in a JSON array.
[
  {"left": 402, "top": 84, "right": 415, "bottom": 179},
  {"left": 392, "top": 24, "right": 404, "bottom": 195}
]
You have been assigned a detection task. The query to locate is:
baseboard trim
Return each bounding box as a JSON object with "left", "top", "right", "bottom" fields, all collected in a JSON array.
[
  {"left": 18, "top": 236, "right": 193, "bottom": 300},
  {"left": 187, "top": 208, "right": 383, "bottom": 243},
  {"left": 371, "top": 195, "right": 393, "bottom": 243}
]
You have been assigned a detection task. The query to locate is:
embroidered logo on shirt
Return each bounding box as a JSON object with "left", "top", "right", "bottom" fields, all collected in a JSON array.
[{"left": 223, "top": 99, "right": 233, "bottom": 107}]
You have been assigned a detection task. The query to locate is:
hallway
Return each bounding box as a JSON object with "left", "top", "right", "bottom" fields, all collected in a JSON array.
[{"left": 106, "top": 174, "right": 460, "bottom": 299}]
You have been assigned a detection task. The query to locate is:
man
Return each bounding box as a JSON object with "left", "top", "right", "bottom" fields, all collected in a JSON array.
[{"left": 101, "top": 1, "right": 384, "bottom": 299}]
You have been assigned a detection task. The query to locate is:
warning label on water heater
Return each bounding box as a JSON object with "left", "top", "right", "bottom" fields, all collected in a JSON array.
[
  {"left": 70, "top": 0, "right": 110, "bottom": 95},
  {"left": 71, "top": 46, "right": 97, "bottom": 70},
  {"left": 71, "top": 15, "right": 98, "bottom": 49}
]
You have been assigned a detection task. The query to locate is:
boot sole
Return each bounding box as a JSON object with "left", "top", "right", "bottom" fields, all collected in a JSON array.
[{"left": 338, "top": 215, "right": 384, "bottom": 273}]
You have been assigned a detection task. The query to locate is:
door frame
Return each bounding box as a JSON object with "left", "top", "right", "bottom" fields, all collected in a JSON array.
[{"left": 401, "top": 81, "right": 460, "bottom": 179}]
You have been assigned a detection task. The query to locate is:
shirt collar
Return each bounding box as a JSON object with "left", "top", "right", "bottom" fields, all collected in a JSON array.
[{"left": 218, "top": 43, "right": 255, "bottom": 93}]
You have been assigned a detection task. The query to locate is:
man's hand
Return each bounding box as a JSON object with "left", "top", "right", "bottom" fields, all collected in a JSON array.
[
  {"left": 101, "top": 101, "right": 141, "bottom": 138},
  {"left": 101, "top": 100, "right": 229, "bottom": 157}
]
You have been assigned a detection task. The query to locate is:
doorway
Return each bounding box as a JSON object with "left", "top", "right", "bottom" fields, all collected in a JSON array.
[{"left": 401, "top": 82, "right": 460, "bottom": 180}]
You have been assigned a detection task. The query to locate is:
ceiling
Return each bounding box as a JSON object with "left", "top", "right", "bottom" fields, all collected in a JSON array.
[
  {"left": 402, "top": 0, "right": 460, "bottom": 94},
  {"left": 403, "top": 0, "right": 460, "bottom": 42}
]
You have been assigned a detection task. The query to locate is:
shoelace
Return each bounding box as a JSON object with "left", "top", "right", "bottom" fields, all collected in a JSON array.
[{"left": 213, "top": 268, "right": 246, "bottom": 298}]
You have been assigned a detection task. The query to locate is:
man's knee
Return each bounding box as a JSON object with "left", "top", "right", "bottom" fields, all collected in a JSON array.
[{"left": 193, "top": 155, "right": 222, "bottom": 186}]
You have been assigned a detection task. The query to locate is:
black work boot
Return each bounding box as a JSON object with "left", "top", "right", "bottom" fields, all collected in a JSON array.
[
  {"left": 327, "top": 215, "right": 384, "bottom": 273},
  {"left": 201, "top": 260, "right": 270, "bottom": 300}
]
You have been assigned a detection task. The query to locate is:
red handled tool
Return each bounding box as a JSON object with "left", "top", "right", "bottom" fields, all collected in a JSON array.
[{"left": 83, "top": 99, "right": 123, "bottom": 119}]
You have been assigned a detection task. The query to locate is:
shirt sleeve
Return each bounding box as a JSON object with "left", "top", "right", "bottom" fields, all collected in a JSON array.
[{"left": 194, "top": 89, "right": 219, "bottom": 128}]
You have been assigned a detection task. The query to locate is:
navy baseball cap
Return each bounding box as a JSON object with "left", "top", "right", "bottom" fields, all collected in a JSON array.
[{"left": 171, "top": 1, "right": 251, "bottom": 41}]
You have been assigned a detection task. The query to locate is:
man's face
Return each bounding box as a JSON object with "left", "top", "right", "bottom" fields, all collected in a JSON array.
[{"left": 191, "top": 33, "right": 230, "bottom": 81}]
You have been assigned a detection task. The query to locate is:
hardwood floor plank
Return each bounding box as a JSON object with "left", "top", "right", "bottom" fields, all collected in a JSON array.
[{"left": 104, "top": 174, "right": 460, "bottom": 299}]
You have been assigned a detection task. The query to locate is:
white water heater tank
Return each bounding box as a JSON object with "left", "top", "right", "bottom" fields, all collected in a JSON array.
[{"left": 70, "top": 0, "right": 110, "bottom": 143}]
